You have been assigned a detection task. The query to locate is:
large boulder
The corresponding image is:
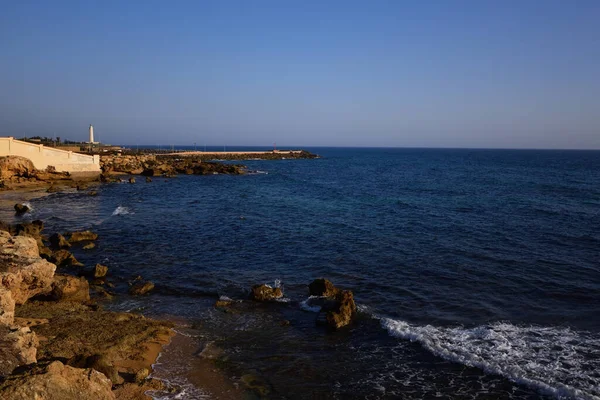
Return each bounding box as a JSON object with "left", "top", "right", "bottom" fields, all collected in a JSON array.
[
  {"left": 0, "top": 325, "right": 38, "bottom": 378},
  {"left": 0, "top": 232, "right": 56, "bottom": 305},
  {"left": 50, "top": 275, "right": 90, "bottom": 303},
  {"left": 0, "top": 360, "right": 115, "bottom": 400},
  {"left": 251, "top": 284, "right": 283, "bottom": 302},
  {"left": 0, "top": 156, "right": 36, "bottom": 181}
]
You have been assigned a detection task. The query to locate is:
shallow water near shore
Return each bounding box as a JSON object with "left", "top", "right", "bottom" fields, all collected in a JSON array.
[{"left": 7, "top": 148, "right": 600, "bottom": 399}]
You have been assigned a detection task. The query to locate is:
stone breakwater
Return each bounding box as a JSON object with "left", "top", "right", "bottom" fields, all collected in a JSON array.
[{"left": 0, "top": 221, "right": 174, "bottom": 400}]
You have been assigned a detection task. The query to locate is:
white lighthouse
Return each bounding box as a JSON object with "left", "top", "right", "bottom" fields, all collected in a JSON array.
[{"left": 89, "top": 124, "right": 94, "bottom": 143}]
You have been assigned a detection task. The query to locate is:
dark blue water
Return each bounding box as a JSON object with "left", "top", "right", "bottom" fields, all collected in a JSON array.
[{"left": 18, "top": 148, "right": 600, "bottom": 399}]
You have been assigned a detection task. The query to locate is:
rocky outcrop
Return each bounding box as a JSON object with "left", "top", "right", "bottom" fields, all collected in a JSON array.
[
  {"left": 0, "top": 360, "right": 115, "bottom": 400},
  {"left": 310, "top": 279, "right": 357, "bottom": 330},
  {"left": 0, "top": 232, "right": 56, "bottom": 305},
  {"left": 50, "top": 249, "right": 83, "bottom": 267},
  {"left": 0, "top": 288, "right": 15, "bottom": 325},
  {"left": 92, "top": 264, "right": 108, "bottom": 279},
  {"left": 251, "top": 284, "right": 283, "bottom": 302},
  {"left": 0, "top": 156, "right": 37, "bottom": 180}
]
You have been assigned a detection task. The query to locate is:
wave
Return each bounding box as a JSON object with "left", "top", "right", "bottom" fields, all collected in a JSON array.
[
  {"left": 381, "top": 318, "right": 600, "bottom": 400},
  {"left": 112, "top": 206, "right": 133, "bottom": 216},
  {"left": 300, "top": 296, "right": 323, "bottom": 312}
]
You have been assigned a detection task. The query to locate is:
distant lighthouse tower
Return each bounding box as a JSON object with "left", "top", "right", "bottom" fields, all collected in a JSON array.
[{"left": 89, "top": 124, "right": 94, "bottom": 143}]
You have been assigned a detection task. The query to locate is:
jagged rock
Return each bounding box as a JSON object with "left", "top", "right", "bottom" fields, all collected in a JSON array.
[
  {"left": 92, "top": 264, "right": 108, "bottom": 279},
  {"left": 251, "top": 284, "right": 283, "bottom": 302},
  {"left": 309, "top": 278, "right": 340, "bottom": 298},
  {"left": 50, "top": 275, "right": 90, "bottom": 303},
  {"left": 129, "top": 281, "right": 154, "bottom": 295},
  {"left": 69, "top": 230, "right": 98, "bottom": 242},
  {"left": 51, "top": 249, "right": 83, "bottom": 267},
  {"left": 324, "top": 290, "right": 357, "bottom": 330},
  {"left": 0, "top": 325, "right": 38, "bottom": 378},
  {"left": 0, "top": 360, "right": 115, "bottom": 400},
  {"left": 13, "top": 204, "right": 30, "bottom": 215},
  {"left": 0, "top": 287, "right": 15, "bottom": 325},
  {"left": 49, "top": 233, "right": 70, "bottom": 250},
  {"left": 12, "top": 220, "right": 44, "bottom": 238},
  {"left": 0, "top": 232, "right": 56, "bottom": 305},
  {"left": 128, "top": 177, "right": 135, "bottom": 184}
]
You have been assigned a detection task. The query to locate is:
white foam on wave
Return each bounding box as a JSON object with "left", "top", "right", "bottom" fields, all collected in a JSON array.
[
  {"left": 382, "top": 318, "right": 600, "bottom": 400},
  {"left": 300, "top": 296, "right": 323, "bottom": 312},
  {"left": 112, "top": 206, "right": 133, "bottom": 216}
]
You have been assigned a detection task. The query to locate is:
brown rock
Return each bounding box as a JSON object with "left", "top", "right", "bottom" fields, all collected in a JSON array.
[
  {"left": 69, "top": 230, "right": 98, "bottom": 242},
  {"left": 51, "top": 249, "right": 83, "bottom": 267},
  {"left": 324, "top": 290, "right": 357, "bottom": 330},
  {"left": 251, "top": 284, "right": 283, "bottom": 302},
  {"left": 0, "top": 156, "right": 36, "bottom": 180},
  {"left": 128, "top": 177, "right": 136, "bottom": 184},
  {"left": 0, "top": 287, "right": 15, "bottom": 325},
  {"left": 134, "top": 367, "right": 150, "bottom": 383},
  {"left": 0, "top": 360, "right": 115, "bottom": 400},
  {"left": 50, "top": 275, "right": 90, "bottom": 302},
  {"left": 13, "top": 204, "right": 30, "bottom": 215},
  {"left": 49, "top": 233, "right": 71, "bottom": 250},
  {"left": 214, "top": 299, "right": 234, "bottom": 307},
  {"left": 0, "top": 325, "right": 38, "bottom": 377},
  {"left": 92, "top": 264, "right": 108, "bottom": 278},
  {"left": 145, "top": 176, "right": 152, "bottom": 182},
  {"left": 46, "top": 184, "right": 59, "bottom": 193},
  {"left": 82, "top": 242, "right": 95, "bottom": 250},
  {"left": 309, "top": 278, "right": 340, "bottom": 298},
  {"left": 85, "top": 354, "right": 123, "bottom": 385},
  {"left": 129, "top": 281, "right": 154, "bottom": 295}
]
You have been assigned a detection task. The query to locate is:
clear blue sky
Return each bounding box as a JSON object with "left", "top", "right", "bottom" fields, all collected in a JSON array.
[{"left": 1, "top": 1, "right": 598, "bottom": 148}]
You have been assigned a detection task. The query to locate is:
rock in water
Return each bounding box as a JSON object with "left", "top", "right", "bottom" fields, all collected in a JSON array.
[
  {"left": 92, "top": 264, "right": 108, "bottom": 278},
  {"left": 50, "top": 275, "right": 90, "bottom": 303},
  {"left": 49, "top": 233, "right": 70, "bottom": 250},
  {"left": 50, "top": 250, "right": 83, "bottom": 267},
  {"left": 82, "top": 243, "right": 95, "bottom": 250},
  {"left": 308, "top": 278, "right": 340, "bottom": 297},
  {"left": 325, "top": 290, "right": 357, "bottom": 330},
  {"left": 129, "top": 281, "right": 154, "bottom": 295},
  {"left": 68, "top": 231, "right": 98, "bottom": 243},
  {"left": 13, "top": 204, "right": 30, "bottom": 215},
  {"left": 128, "top": 177, "right": 135, "bottom": 184},
  {"left": 0, "top": 360, "right": 115, "bottom": 400},
  {"left": 251, "top": 284, "right": 283, "bottom": 302},
  {"left": 145, "top": 176, "right": 152, "bottom": 183}
]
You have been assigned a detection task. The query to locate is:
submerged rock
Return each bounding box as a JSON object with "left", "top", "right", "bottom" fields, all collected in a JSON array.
[
  {"left": 68, "top": 230, "right": 98, "bottom": 243},
  {"left": 129, "top": 281, "right": 154, "bottom": 295},
  {"left": 251, "top": 284, "right": 283, "bottom": 302}
]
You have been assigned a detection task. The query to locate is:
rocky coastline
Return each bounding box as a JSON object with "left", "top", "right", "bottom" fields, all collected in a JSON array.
[{"left": 0, "top": 220, "right": 174, "bottom": 399}]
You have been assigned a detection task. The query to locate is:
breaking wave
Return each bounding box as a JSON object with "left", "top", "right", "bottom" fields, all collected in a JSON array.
[
  {"left": 382, "top": 318, "right": 600, "bottom": 400},
  {"left": 112, "top": 206, "right": 133, "bottom": 216}
]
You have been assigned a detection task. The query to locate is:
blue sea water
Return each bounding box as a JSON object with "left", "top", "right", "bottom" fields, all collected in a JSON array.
[{"left": 15, "top": 148, "right": 600, "bottom": 399}]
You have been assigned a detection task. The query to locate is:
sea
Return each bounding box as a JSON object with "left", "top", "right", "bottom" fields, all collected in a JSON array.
[{"left": 9, "top": 147, "right": 600, "bottom": 399}]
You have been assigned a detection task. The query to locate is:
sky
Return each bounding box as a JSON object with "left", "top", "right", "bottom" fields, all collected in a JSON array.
[{"left": 0, "top": 1, "right": 599, "bottom": 149}]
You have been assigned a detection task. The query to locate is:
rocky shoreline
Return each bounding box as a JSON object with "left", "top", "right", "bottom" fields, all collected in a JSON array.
[{"left": 0, "top": 220, "right": 175, "bottom": 399}]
